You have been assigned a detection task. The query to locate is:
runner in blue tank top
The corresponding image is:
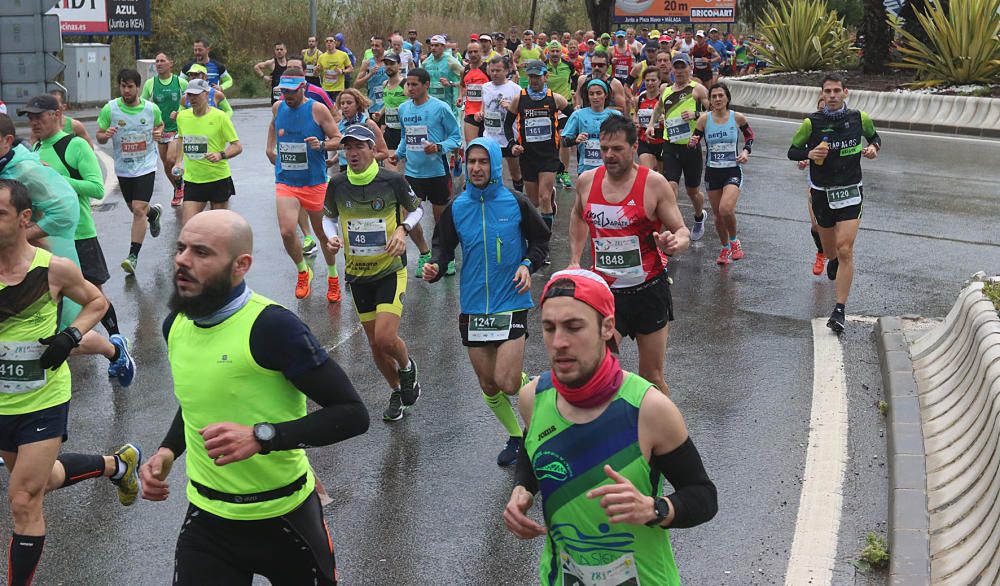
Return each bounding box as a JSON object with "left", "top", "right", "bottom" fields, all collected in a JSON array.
[{"left": 352, "top": 36, "right": 390, "bottom": 120}]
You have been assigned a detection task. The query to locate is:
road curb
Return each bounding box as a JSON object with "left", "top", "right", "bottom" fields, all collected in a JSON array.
[
  {"left": 876, "top": 316, "right": 931, "bottom": 585},
  {"left": 727, "top": 79, "right": 999, "bottom": 139}
]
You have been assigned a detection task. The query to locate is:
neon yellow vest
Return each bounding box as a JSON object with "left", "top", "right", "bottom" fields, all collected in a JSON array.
[
  {"left": 660, "top": 81, "right": 699, "bottom": 145},
  {"left": 0, "top": 248, "right": 71, "bottom": 415},
  {"left": 168, "top": 292, "right": 314, "bottom": 520}
]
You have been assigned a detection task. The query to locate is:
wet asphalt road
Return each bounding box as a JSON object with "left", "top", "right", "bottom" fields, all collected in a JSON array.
[{"left": 1, "top": 110, "right": 998, "bottom": 585}]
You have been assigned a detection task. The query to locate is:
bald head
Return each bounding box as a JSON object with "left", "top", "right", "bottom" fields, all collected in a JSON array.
[{"left": 183, "top": 210, "right": 253, "bottom": 259}]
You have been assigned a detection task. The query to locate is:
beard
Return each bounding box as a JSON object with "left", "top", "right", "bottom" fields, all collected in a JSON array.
[{"left": 168, "top": 263, "right": 235, "bottom": 319}]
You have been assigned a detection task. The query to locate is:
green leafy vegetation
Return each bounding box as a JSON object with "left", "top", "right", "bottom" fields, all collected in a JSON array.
[
  {"left": 890, "top": 0, "right": 1000, "bottom": 87},
  {"left": 753, "top": 0, "right": 856, "bottom": 72},
  {"left": 983, "top": 281, "right": 1000, "bottom": 312},
  {"left": 851, "top": 531, "right": 890, "bottom": 572}
]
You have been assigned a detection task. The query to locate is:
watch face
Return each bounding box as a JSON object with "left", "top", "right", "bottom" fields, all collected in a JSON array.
[{"left": 256, "top": 424, "right": 276, "bottom": 441}]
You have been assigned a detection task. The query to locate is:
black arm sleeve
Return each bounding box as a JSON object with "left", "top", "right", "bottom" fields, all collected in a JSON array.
[
  {"left": 560, "top": 104, "right": 575, "bottom": 118},
  {"left": 650, "top": 437, "right": 718, "bottom": 529},
  {"left": 867, "top": 130, "right": 882, "bottom": 150},
  {"left": 271, "top": 358, "right": 370, "bottom": 450},
  {"left": 503, "top": 110, "right": 518, "bottom": 145},
  {"left": 514, "top": 191, "right": 551, "bottom": 272},
  {"left": 513, "top": 434, "right": 539, "bottom": 493},
  {"left": 428, "top": 202, "right": 460, "bottom": 281},
  {"left": 250, "top": 306, "right": 329, "bottom": 379},
  {"left": 159, "top": 407, "right": 186, "bottom": 457},
  {"left": 787, "top": 145, "right": 810, "bottom": 161}
]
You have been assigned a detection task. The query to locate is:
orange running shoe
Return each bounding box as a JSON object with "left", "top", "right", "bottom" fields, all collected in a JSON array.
[
  {"left": 812, "top": 252, "right": 826, "bottom": 276},
  {"left": 327, "top": 276, "right": 341, "bottom": 303},
  {"left": 171, "top": 183, "right": 184, "bottom": 207},
  {"left": 295, "top": 267, "right": 313, "bottom": 299},
  {"left": 716, "top": 247, "right": 731, "bottom": 265},
  {"left": 730, "top": 239, "right": 744, "bottom": 260}
]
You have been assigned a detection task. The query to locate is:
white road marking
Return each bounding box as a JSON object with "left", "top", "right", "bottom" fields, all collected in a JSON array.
[
  {"left": 784, "top": 318, "right": 850, "bottom": 586},
  {"left": 757, "top": 114, "right": 998, "bottom": 145}
]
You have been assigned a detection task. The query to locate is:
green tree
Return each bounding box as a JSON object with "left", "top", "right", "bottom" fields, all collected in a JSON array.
[{"left": 861, "top": 0, "right": 891, "bottom": 72}]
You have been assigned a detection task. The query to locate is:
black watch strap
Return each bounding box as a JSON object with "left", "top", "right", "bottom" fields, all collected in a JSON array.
[
  {"left": 645, "top": 497, "right": 671, "bottom": 527},
  {"left": 63, "top": 326, "right": 83, "bottom": 347}
]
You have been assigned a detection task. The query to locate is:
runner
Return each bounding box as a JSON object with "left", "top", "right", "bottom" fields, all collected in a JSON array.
[
  {"left": 422, "top": 138, "right": 549, "bottom": 463},
  {"left": 634, "top": 68, "right": 665, "bottom": 172},
  {"left": 266, "top": 71, "right": 343, "bottom": 302},
  {"left": 802, "top": 96, "right": 827, "bottom": 276},
  {"left": 389, "top": 35, "right": 415, "bottom": 74},
  {"left": 407, "top": 29, "right": 423, "bottom": 61},
  {"left": 96, "top": 69, "right": 166, "bottom": 276},
  {"left": 507, "top": 60, "right": 570, "bottom": 235},
  {"left": 676, "top": 28, "right": 696, "bottom": 54},
  {"left": 324, "top": 125, "right": 423, "bottom": 421},
  {"left": 504, "top": 267, "right": 717, "bottom": 584},
  {"left": 689, "top": 31, "right": 720, "bottom": 86},
  {"left": 421, "top": 35, "right": 464, "bottom": 121},
  {"left": 513, "top": 30, "right": 542, "bottom": 88},
  {"left": 22, "top": 98, "right": 136, "bottom": 386},
  {"left": 568, "top": 116, "right": 689, "bottom": 395},
  {"left": 561, "top": 79, "right": 623, "bottom": 177},
  {"left": 317, "top": 35, "right": 353, "bottom": 102},
  {"left": 333, "top": 89, "right": 390, "bottom": 172},
  {"left": 573, "top": 50, "right": 628, "bottom": 113},
  {"left": 645, "top": 53, "right": 709, "bottom": 241},
  {"left": 254, "top": 42, "right": 289, "bottom": 104},
  {"left": 460, "top": 41, "right": 490, "bottom": 146},
  {"left": 542, "top": 42, "right": 577, "bottom": 190},
  {"left": 44, "top": 89, "right": 93, "bottom": 147},
  {"left": 788, "top": 74, "right": 882, "bottom": 333},
  {"left": 610, "top": 30, "right": 635, "bottom": 90},
  {"left": 181, "top": 64, "right": 234, "bottom": 116},
  {"left": 707, "top": 28, "right": 731, "bottom": 81},
  {"left": 480, "top": 56, "right": 524, "bottom": 193},
  {"left": 352, "top": 35, "right": 389, "bottom": 120},
  {"left": 379, "top": 52, "right": 407, "bottom": 173},
  {"left": 171, "top": 79, "right": 243, "bottom": 225},
  {"left": 180, "top": 38, "right": 233, "bottom": 90},
  {"left": 141, "top": 52, "right": 188, "bottom": 206},
  {"left": 688, "top": 83, "right": 755, "bottom": 265},
  {"left": 302, "top": 36, "right": 322, "bottom": 86},
  {"left": 0, "top": 179, "right": 142, "bottom": 586},
  {"left": 387, "top": 67, "right": 463, "bottom": 276},
  {"left": 139, "top": 209, "right": 369, "bottom": 585}
]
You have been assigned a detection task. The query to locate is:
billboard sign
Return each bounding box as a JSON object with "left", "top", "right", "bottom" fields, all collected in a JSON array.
[
  {"left": 48, "top": 0, "right": 151, "bottom": 35},
  {"left": 613, "top": 0, "right": 737, "bottom": 24}
]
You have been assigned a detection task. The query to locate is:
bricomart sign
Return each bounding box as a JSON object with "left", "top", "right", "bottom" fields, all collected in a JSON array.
[
  {"left": 614, "top": 0, "right": 737, "bottom": 24},
  {"left": 47, "top": 0, "right": 151, "bottom": 35}
]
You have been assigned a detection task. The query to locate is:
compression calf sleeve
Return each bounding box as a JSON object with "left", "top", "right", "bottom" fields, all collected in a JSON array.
[
  {"left": 57, "top": 453, "right": 106, "bottom": 487},
  {"left": 8, "top": 534, "right": 44, "bottom": 586},
  {"left": 101, "top": 302, "right": 120, "bottom": 336},
  {"left": 811, "top": 228, "right": 823, "bottom": 254},
  {"left": 482, "top": 392, "right": 523, "bottom": 437}
]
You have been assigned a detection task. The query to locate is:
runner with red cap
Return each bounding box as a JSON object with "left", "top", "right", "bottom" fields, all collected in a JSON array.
[
  {"left": 503, "top": 267, "right": 717, "bottom": 585},
  {"left": 568, "top": 115, "right": 689, "bottom": 396}
]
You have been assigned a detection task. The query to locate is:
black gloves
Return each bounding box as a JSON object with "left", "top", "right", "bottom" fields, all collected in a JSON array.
[{"left": 38, "top": 329, "right": 80, "bottom": 370}]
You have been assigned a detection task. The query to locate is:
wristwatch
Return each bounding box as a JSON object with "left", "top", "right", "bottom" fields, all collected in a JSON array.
[
  {"left": 645, "top": 497, "right": 671, "bottom": 528},
  {"left": 219, "top": 151, "right": 227, "bottom": 160},
  {"left": 63, "top": 326, "right": 83, "bottom": 347},
  {"left": 253, "top": 422, "right": 276, "bottom": 455}
]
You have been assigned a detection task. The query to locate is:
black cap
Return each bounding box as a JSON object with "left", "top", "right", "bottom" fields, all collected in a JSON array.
[
  {"left": 382, "top": 52, "right": 401, "bottom": 63},
  {"left": 341, "top": 124, "right": 376, "bottom": 145},
  {"left": 17, "top": 95, "right": 60, "bottom": 115}
]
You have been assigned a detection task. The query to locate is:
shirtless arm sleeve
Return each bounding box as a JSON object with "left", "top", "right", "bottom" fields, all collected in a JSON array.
[{"left": 650, "top": 437, "right": 718, "bottom": 528}]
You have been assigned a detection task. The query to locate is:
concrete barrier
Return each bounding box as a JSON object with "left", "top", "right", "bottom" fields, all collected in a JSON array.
[
  {"left": 727, "top": 79, "right": 999, "bottom": 138},
  {"left": 905, "top": 280, "right": 1000, "bottom": 584}
]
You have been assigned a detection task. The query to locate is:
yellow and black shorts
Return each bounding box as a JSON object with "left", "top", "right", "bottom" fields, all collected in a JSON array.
[{"left": 349, "top": 268, "right": 406, "bottom": 322}]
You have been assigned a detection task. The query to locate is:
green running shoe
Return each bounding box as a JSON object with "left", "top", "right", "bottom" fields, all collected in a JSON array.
[
  {"left": 111, "top": 443, "right": 142, "bottom": 506},
  {"left": 121, "top": 254, "right": 138, "bottom": 275}
]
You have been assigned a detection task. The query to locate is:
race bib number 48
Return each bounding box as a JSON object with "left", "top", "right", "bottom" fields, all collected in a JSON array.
[{"left": 346, "top": 217, "right": 388, "bottom": 256}]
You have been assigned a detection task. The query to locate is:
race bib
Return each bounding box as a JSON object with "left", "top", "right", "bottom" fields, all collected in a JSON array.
[
  {"left": 0, "top": 342, "right": 46, "bottom": 394},
  {"left": 593, "top": 235, "right": 644, "bottom": 280},
  {"left": 694, "top": 57, "right": 709, "bottom": 69},
  {"left": 272, "top": 85, "right": 282, "bottom": 101},
  {"left": 524, "top": 116, "right": 552, "bottom": 143},
  {"left": 467, "top": 313, "right": 512, "bottom": 342},
  {"left": 707, "top": 143, "right": 737, "bottom": 168},
  {"left": 373, "top": 87, "right": 384, "bottom": 104},
  {"left": 824, "top": 184, "right": 862, "bottom": 209},
  {"left": 665, "top": 117, "right": 692, "bottom": 143},
  {"left": 484, "top": 111, "right": 503, "bottom": 137},
  {"left": 182, "top": 135, "right": 209, "bottom": 160},
  {"left": 121, "top": 131, "right": 148, "bottom": 160},
  {"left": 560, "top": 551, "right": 641, "bottom": 586},
  {"left": 405, "top": 124, "right": 428, "bottom": 152},
  {"left": 385, "top": 107, "right": 401, "bottom": 129},
  {"left": 279, "top": 142, "right": 309, "bottom": 171},
  {"left": 466, "top": 84, "right": 483, "bottom": 101},
  {"left": 582, "top": 138, "right": 602, "bottom": 168},
  {"left": 305, "top": 63, "right": 316, "bottom": 76},
  {"left": 614, "top": 64, "right": 629, "bottom": 80},
  {"left": 430, "top": 85, "right": 446, "bottom": 99},
  {"left": 637, "top": 108, "right": 653, "bottom": 128},
  {"left": 323, "top": 69, "right": 340, "bottom": 84},
  {"left": 157, "top": 130, "right": 177, "bottom": 145},
  {"left": 346, "top": 217, "right": 387, "bottom": 256}
]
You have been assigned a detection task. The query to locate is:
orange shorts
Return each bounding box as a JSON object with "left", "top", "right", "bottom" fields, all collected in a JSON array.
[{"left": 276, "top": 183, "right": 326, "bottom": 212}]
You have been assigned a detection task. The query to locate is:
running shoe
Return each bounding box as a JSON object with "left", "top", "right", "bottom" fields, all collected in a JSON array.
[
  {"left": 827, "top": 257, "right": 839, "bottom": 281},
  {"left": 171, "top": 183, "right": 184, "bottom": 207},
  {"left": 716, "top": 247, "right": 731, "bottom": 265},
  {"left": 729, "top": 239, "right": 744, "bottom": 260},
  {"left": 827, "top": 306, "right": 846, "bottom": 334},
  {"left": 147, "top": 203, "right": 162, "bottom": 238},
  {"left": 691, "top": 213, "right": 706, "bottom": 241},
  {"left": 383, "top": 390, "right": 404, "bottom": 421},
  {"left": 416, "top": 251, "right": 432, "bottom": 277},
  {"left": 812, "top": 252, "right": 827, "bottom": 276},
  {"left": 111, "top": 443, "right": 142, "bottom": 506},
  {"left": 295, "top": 267, "right": 313, "bottom": 299},
  {"left": 108, "top": 334, "right": 136, "bottom": 387},
  {"left": 497, "top": 436, "right": 522, "bottom": 466},
  {"left": 326, "top": 276, "right": 341, "bottom": 303},
  {"left": 121, "top": 254, "right": 138, "bottom": 275},
  {"left": 446, "top": 260, "right": 457, "bottom": 276},
  {"left": 302, "top": 235, "right": 318, "bottom": 257},
  {"left": 557, "top": 172, "right": 573, "bottom": 189},
  {"left": 399, "top": 359, "right": 421, "bottom": 406}
]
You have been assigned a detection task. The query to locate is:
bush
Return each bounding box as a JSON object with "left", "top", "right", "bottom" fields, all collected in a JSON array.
[
  {"left": 891, "top": 0, "right": 1000, "bottom": 87},
  {"left": 753, "top": 0, "right": 856, "bottom": 72}
]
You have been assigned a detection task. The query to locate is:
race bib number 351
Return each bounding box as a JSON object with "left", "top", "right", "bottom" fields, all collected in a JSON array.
[{"left": 405, "top": 125, "right": 428, "bottom": 152}]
